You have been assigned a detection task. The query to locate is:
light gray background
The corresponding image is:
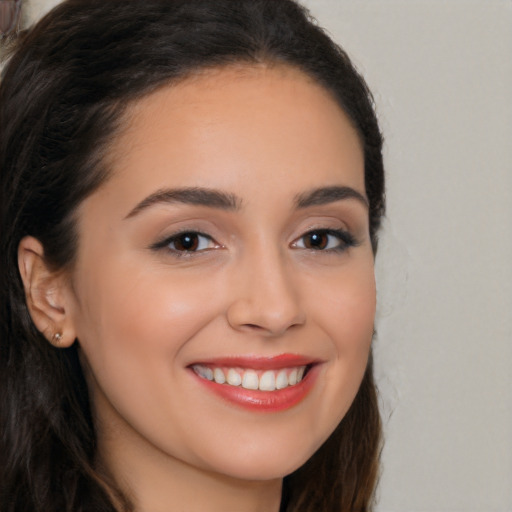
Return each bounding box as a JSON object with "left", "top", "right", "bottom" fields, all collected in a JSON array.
[{"left": 19, "top": 1, "right": 512, "bottom": 511}]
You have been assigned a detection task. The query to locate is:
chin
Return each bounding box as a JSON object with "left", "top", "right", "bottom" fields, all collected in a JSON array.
[{"left": 197, "top": 432, "right": 324, "bottom": 482}]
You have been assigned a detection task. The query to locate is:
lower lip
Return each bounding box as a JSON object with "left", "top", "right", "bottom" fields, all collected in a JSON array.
[{"left": 190, "top": 365, "right": 319, "bottom": 412}]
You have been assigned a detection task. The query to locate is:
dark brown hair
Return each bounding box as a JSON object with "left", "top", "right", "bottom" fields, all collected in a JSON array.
[{"left": 0, "top": 1, "right": 385, "bottom": 510}]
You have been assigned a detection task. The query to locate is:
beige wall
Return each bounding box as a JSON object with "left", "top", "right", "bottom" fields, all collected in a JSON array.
[{"left": 17, "top": 1, "right": 512, "bottom": 511}]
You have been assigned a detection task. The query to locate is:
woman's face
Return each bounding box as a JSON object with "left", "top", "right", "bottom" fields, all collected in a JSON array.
[{"left": 65, "top": 65, "right": 375, "bottom": 482}]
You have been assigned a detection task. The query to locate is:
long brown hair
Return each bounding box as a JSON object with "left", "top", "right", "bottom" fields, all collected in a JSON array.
[{"left": 0, "top": 1, "right": 385, "bottom": 510}]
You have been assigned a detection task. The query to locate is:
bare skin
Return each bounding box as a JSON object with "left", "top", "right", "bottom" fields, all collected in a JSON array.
[{"left": 19, "top": 65, "right": 375, "bottom": 512}]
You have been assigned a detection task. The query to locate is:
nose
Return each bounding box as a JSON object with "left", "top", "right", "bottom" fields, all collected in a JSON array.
[{"left": 226, "top": 247, "right": 306, "bottom": 337}]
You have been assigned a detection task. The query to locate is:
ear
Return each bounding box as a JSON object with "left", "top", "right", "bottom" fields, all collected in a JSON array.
[{"left": 18, "top": 236, "right": 76, "bottom": 348}]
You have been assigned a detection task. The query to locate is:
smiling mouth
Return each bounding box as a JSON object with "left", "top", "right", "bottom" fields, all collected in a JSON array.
[
  {"left": 191, "top": 364, "right": 309, "bottom": 391},
  {"left": 188, "top": 355, "right": 320, "bottom": 411}
]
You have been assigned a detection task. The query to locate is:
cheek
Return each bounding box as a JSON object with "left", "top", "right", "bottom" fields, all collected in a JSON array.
[
  {"left": 70, "top": 261, "right": 229, "bottom": 454},
  {"left": 74, "top": 260, "right": 216, "bottom": 350},
  {"left": 70, "top": 260, "right": 222, "bottom": 410},
  {"left": 309, "top": 260, "right": 376, "bottom": 422},
  {"left": 315, "top": 258, "right": 376, "bottom": 349}
]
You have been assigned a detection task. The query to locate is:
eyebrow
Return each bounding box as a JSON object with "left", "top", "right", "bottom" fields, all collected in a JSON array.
[
  {"left": 294, "top": 186, "right": 369, "bottom": 209},
  {"left": 124, "top": 187, "right": 241, "bottom": 219},
  {"left": 125, "top": 184, "right": 368, "bottom": 219}
]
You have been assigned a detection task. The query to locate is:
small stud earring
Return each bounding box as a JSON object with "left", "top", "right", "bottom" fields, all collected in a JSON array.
[{"left": 52, "top": 332, "right": 63, "bottom": 344}]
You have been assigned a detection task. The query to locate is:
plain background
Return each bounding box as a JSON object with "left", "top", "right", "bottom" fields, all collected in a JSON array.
[{"left": 16, "top": 1, "right": 512, "bottom": 511}]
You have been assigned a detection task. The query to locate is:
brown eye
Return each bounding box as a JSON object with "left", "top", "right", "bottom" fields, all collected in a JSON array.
[
  {"left": 293, "top": 229, "right": 357, "bottom": 253},
  {"left": 151, "top": 231, "right": 219, "bottom": 255},
  {"left": 171, "top": 233, "right": 200, "bottom": 251},
  {"left": 303, "top": 232, "right": 329, "bottom": 250}
]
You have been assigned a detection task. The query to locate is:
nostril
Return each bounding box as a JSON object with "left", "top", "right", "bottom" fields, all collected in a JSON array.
[{"left": 243, "top": 323, "right": 265, "bottom": 330}]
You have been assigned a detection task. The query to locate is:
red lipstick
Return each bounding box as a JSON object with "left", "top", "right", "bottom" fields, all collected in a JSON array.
[{"left": 188, "top": 354, "right": 321, "bottom": 412}]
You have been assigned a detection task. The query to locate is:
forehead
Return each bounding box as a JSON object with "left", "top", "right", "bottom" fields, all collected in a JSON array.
[{"left": 93, "top": 64, "right": 365, "bottom": 213}]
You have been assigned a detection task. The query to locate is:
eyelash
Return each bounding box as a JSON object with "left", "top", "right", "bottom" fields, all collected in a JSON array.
[
  {"left": 292, "top": 228, "right": 358, "bottom": 252},
  {"left": 151, "top": 228, "right": 357, "bottom": 257},
  {"left": 151, "top": 231, "right": 218, "bottom": 256}
]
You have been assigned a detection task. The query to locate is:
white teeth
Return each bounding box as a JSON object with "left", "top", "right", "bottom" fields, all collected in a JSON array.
[
  {"left": 226, "top": 368, "right": 242, "bottom": 386},
  {"left": 213, "top": 368, "right": 226, "bottom": 384},
  {"left": 259, "top": 370, "right": 276, "bottom": 391},
  {"left": 276, "top": 370, "right": 288, "bottom": 389},
  {"left": 193, "top": 365, "right": 308, "bottom": 390},
  {"left": 193, "top": 365, "right": 214, "bottom": 381},
  {"left": 242, "top": 370, "right": 259, "bottom": 390}
]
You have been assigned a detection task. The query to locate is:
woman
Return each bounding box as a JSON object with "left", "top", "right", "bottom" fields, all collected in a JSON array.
[{"left": 0, "top": 0, "right": 385, "bottom": 511}]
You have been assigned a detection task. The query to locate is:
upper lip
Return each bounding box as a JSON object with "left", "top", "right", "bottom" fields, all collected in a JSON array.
[{"left": 187, "top": 354, "right": 321, "bottom": 370}]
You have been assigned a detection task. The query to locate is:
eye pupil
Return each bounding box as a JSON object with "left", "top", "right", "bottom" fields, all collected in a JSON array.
[
  {"left": 305, "top": 232, "right": 328, "bottom": 250},
  {"left": 174, "top": 233, "right": 199, "bottom": 251}
]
